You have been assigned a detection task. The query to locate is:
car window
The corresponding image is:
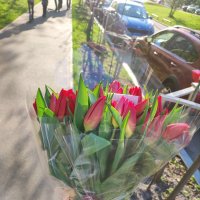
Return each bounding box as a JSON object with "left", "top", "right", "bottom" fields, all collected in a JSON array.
[
  {"left": 152, "top": 31, "right": 175, "bottom": 48},
  {"left": 166, "top": 35, "right": 199, "bottom": 62},
  {"left": 117, "top": 3, "right": 148, "bottom": 19}
]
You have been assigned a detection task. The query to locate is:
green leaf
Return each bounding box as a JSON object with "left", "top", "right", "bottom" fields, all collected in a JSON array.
[
  {"left": 93, "top": 82, "right": 101, "bottom": 98},
  {"left": 111, "top": 112, "right": 130, "bottom": 173},
  {"left": 44, "top": 108, "right": 55, "bottom": 117},
  {"left": 36, "top": 88, "right": 46, "bottom": 117},
  {"left": 81, "top": 133, "right": 111, "bottom": 156},
  {"left": 97, "top": 146, "right": 111, "bottom": 180},
  {"left": 123, "top": 85, "right": 128, "bottom": 94},
  {"left": 98, "top": 105, "right": 112, "bottom": 139},
  {"left": 104, "top": 82, "right": 109, "bottom": 95},
  {"left": 73, "top": 74, "right": 89, "bottom": 131},
  {"left": 163, "top": 103, "right": 183, "bottom": 128},
  {"left": 149, "top": 91, "right": 158, "bottom": 124},
  {"left": 107, "top": 104, "right": 122, "bottom": 128},
  {"left": 137, "top": 101, "right": 150, "bottom": 126},
  {"left": 45, "top": 85, "right": 51, "bottom": 107},
  {"left": 88, "top": 90, "right": 98, "bottom": 105}
]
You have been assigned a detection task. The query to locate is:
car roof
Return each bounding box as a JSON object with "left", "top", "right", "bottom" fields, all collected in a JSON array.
[{"left": 113, "top": 0, "right": 144, "bottom": 7}]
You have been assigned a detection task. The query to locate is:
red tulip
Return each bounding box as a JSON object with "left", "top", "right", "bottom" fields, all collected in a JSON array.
[
  {"left": 55, "top": 89, "right": 76, "bottom": 120},
  {"left": 129, "top": 86, "right": 142, "bottom": 102},
  {"left": 112, "top": 96, "right": 136, "bottom": 137},
  {"left": 162, "top": 123, "right": 190, "bottom": 141},
  {"left": 65, "top": 89, "right": 76, "bottom": 115},
  {"left": 33, "top": 100, "right": 37, "bottom": 114},
  {"left": 49, "top": 94, "right": 57, "bottom": 113},
  {"left": 135, "top": 99, "right": 149, "bottom": 116},
  {"left": 109, "top": 80, "right": 123, "bottom": 93},
  {"left": 84, "top": 96, "right": 106, "bottom": 132}
]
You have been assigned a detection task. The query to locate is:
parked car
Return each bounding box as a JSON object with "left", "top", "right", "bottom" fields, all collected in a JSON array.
[
  {"left": 103, "top": 0, "right": 154, "bottom": 37},
  {"left": 133, "top": 26, "right": 200, "bottom": 92},
  {"left": 187, "top": 5, "right": 199, "bottom": 13},
  {"left": 182, "top": 5, "right": 188, "bottom": 11},
  {"left": 195, "top": 8, "right": 200, "bottom": 15}
]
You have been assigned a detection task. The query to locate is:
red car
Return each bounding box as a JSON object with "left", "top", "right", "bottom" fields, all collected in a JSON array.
[{"left": 133, "top": 26, "right": 200, "bottom": 92}]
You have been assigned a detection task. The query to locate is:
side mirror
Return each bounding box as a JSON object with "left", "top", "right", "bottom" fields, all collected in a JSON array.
[{"left": 147, "top": 37, "right": 152, "bottom": 43}]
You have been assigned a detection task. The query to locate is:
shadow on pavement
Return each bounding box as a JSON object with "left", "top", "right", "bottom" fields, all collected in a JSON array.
[{"left": 0, "top": 9, "right": 69, "bottom": 40}]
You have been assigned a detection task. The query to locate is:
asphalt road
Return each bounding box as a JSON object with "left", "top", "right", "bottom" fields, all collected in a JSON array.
[
  {"left": 153, "top": 20, "right": 167, "bottom": 32},
  {"left": 0, "top": 1, "right": 72, "bottom": 200}
]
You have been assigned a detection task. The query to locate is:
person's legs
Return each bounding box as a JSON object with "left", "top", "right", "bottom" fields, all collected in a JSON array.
[
  {"left": 30, "top": 2, "right": 34, "bottom": 20},
  {"left": 28, "top": 2, "right": 31, "bottom": 21},
  {"left": 66, "top": 0, "right": 71, "bottom": 10},
  {"left": 54, "top": 0, "right": 58, "bottom": 11},
  {"left": 58, "top": 0, "right": 63, "bottom": 10}
]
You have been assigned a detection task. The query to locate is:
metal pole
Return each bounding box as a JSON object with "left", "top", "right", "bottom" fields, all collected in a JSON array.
[{"left": 167, "top": 155, "right": 200, "bottom": 200}]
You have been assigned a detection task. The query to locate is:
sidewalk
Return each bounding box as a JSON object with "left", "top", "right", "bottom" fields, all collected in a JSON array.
[{"left": 0, "top": 1, "right": 72, "bottom": 199}]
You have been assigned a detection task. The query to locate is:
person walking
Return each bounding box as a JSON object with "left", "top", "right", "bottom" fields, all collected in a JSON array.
[
  {"left": 66, "top": 0, "right": 71, "bottom": 10},
  {"left": 54, "top": 0, "right": 62, "bottom": 11},
  {"left": 27, "top": 0, "right": 34, "bottom": 22},
  {"left": 58, "top": 0, "right": 63, "bottom": 11},
  {"left": 42, "top": 0, "right": 48, "bottom": 17}
]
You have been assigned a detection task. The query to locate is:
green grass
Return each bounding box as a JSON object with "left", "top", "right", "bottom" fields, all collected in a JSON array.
[
  {"left": 72, "top": 0, "right": 134, "bottom": 88},
  {"left": 0, "top": 0, "right": 40, "bottom": 29},
  {"left": 145, "top": 2, "right": 200, "bottom": 30}
]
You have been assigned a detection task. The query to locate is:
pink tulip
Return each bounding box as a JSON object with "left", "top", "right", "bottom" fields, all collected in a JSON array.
[
  {"left": 162, "top": 123, "right": 190, "bottom": 141},
  {"left": 109, "top": 80, "right": 123, "bottom": 93},
  {"left": 135, "top": 99, "right": 149, "bottom": 117},
  {"left": 99, "top": 86, "right": 104, "bottom": 97},
  {"left": 84, "top": 96, "right": 106, "bottom": 132},
  {"left": 49, "top": 94, "right": 57, "bottom": 113},
  {"left": 115, "top": 96, "right": 129, "bottom": 117},
  {"left": 147, "top": 114, "right": 167, "bottom": 139}
]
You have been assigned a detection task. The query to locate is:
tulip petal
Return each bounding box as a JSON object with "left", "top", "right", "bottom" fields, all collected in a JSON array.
[
  {"left": 84, "top": 96, "right": 106, "bottom": 132},
  {"left": 162, "top": 123, "right": 190, "bottom": 141}
]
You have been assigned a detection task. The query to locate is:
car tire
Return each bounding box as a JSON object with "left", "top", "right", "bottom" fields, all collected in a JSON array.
[{"left": 161, "top": 78, "right": 179, "bottom": 94}]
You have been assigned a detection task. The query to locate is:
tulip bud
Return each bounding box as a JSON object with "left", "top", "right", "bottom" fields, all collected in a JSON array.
[
  {"left": 84, "top": 96, "right": 106, "bottom": 132},
  {"left": 135, "top": 99, "right": 148, "bottom": 116},
  {"left": 162, "top": 123, "right": 190, "bottom": 141},
  {"left": 33, "top": 100, "right": 37, "bottom": 114},
  {"left": 49, "top": 94, "right": 57, "bottom": 113},
  {"left": 109, "top": 80, "right": 123, "bottom": 93}
]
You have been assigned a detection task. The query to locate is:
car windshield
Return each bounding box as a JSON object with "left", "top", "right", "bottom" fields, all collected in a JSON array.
[{"left": 117, "top": 3, "right": 148, "bottom": 19}]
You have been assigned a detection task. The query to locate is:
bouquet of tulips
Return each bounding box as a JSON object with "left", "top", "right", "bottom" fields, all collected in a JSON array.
[{"left": 31, "top": 75, "right": 199, "bottom": 200}]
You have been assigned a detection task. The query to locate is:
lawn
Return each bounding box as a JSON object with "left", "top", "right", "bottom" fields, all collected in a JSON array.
[
  {"left": 145, "top": 2, "right": 200, "bottom": 30},
  {"left": 0, "top": 0, "right": 40, "bottom": 29}
]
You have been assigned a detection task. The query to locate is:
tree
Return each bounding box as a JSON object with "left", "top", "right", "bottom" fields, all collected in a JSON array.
[{"left": 166, "top": 0, "right": 185, "bottom": 17}]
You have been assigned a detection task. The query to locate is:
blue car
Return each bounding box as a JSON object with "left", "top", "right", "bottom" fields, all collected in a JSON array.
[{"left": 105, "top": 0, "right": 154, "bottom": 37}]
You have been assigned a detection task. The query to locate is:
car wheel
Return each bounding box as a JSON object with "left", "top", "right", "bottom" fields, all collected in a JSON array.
[{"left": 161, "top": 79, "right": 179, "bottom": 94}]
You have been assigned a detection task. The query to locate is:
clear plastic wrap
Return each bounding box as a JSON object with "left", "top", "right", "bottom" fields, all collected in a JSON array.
[{"left": 28, "top": 77, "right": 200, "bottom": 200}]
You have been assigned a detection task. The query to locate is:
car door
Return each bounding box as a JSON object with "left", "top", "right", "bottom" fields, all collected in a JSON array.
[
  {"left": 147, "top": 31, "right": 177, "bottom": 87},
  {"left": 147, "top": 31, "right": 199, "bottom": 91},
  {"left": 162, "top": 33, "right": 199, "bottom": 90}
]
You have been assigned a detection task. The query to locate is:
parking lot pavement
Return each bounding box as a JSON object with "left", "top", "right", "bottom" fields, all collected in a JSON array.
[{"left": 0, "top": 1, "right": 72, "bottom": 200}]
